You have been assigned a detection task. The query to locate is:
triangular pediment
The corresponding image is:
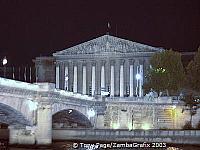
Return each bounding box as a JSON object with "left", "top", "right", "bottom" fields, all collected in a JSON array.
[{"left": 53, "top": 35, "right": 163, "bottom": 56}]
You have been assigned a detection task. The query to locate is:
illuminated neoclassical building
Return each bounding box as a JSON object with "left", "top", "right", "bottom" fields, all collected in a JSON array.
[
  {"left": 34, "top": 35, "right": 200, "bottom": 130},
  {"left": 52, "top": 35, "right": 163, "bottom": 97}
]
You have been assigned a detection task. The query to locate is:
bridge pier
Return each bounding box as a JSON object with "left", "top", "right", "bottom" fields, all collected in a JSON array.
[
  {"left": 96, "top": 114, "right": 105, "bottom": 129},
  {"left": 9, "top": 126, "right": 20, "bottom": 144},
  {"left": 36, "top": 103, "right": 52, "bottom": 145}
]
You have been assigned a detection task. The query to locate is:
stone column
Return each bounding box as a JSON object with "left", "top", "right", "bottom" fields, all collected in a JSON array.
[
  {"left": 120, "top": 60, "right": 124, "bottom": 97},
  {"left": 64, "top": 64, "right": 68, "bottom": 91},
  {"left": 73, "top": 64, "right": 78, "bottom": 93},
  {"left": 135, "top": 59, "right": 139, "bottom": 96},
  {"left": 82, "top": 63, "right": 87, "bottom": 95},
  {"left": 91, "top": 62, "right": 96, "bottom": 96},
  {"left": 68, "top": 61, "right": 73, "bottom": 92},
  {"left": 87, "top": 61, "right": 92, "bottom": 95},
  {"left": 129, "top": 60, "right": 134, "bottom": 97},
  {"left": 110, "top": 60, "right": 115, "bottom": 97},
  {"left": 100, "top": 60, "right": 105, "bottom": 94},
  {"left": 55, "top": 63, "right": 59, "bottom": 89},
  {"left": 139, "top": 64, "right": 143, "bottom": 97},
  {"left": 36, "top": 103, "right": 52, "bottom": 144}
]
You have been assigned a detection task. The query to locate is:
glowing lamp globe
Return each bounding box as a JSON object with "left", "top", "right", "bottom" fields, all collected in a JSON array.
[
  {"left": 135, "top": 73, "right": 141, "bottom": 80},
  {"left": 2, "top": 57, "right": 7, "bottom": 65}
]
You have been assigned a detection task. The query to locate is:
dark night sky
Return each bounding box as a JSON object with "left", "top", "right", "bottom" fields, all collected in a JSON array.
[{"left": 0, "top": 0, "right": 199, "bottom": 66}]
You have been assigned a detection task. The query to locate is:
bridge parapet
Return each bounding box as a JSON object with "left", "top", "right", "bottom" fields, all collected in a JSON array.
[{"left": 0, "top": 77, "right": 39, "bottom": 91}]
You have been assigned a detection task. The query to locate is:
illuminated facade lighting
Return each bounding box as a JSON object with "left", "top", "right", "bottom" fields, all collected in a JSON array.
[
  {"left": 112, "top": 122, "right": 120, "bottom": 129},
  {"left": 142, "top": 123, "right": 150, "bottom": 130},
  {"left": 135, "top": 73, "right": 141, "bottom": 80},
  {"left": 87, "top": 108, "right": 95, "bottom": 118},
  {"left": 68, "top": 109, "right": 73, "bottom": 114},
  {"left": 26, "top": 100, "right": 38, "bottom": 111},
  {"left": 172, "top": 105, "right": 176, "bottom": 109}
]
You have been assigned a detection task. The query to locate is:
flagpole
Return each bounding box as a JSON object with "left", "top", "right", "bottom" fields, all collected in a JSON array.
[
  {"left": 24, "top": 66, "right": 26, "bottom": 82},
  {"left": 12, "top": 66, "right": 15, "bottom": 79},
  {"left": 30, "top": 67, "right": 32, "bottom": 83},
  {"left": 19, "top": 67, "right": 20, "bottom": 80},
  {"left": 107, "top": 22, "right": 111, "bottom": 35}
]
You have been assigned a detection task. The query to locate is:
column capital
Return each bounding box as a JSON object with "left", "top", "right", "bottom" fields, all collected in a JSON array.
[
  {"left": 100, "top": 60, "right": 106, "bottom": 66},
  {"left": 129, "top": 59, "right": 135, "bottom": 65},
  {"left": 73, "top": 61, "right": 78, "bottom": 66},
  {"left": 91, "top": 60, "right": 96, "bottom": 66},
  {"left": 119, "top": 59, "right": 125, "bottom": 65},
  {"left": 110, "top": 60, "right": 115, "bottom": 65},
  {"left": 64, "top": 61, "right": 69, "bottom": 66},
  {"left": 81, "top": 60, "right": 87, "bottom": 66},
  {"left": 60, "top": 62, "right": 65, "bottom": 66},
  {"left": 138, "top": 59, "right": 144, "bottom": 64},
  {"left": 55, "top": 61, "right": 62, "bottom": 66},
  {"left": 134, "top": 59, "right": 140, "bottom": 65}
]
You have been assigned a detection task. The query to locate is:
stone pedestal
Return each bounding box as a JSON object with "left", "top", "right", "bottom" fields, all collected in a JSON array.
[{"left": 36, "top": 104, "right": 52, "bottom": 145}]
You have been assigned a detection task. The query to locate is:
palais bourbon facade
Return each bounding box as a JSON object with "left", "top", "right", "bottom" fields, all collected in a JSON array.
[{"left": 35, "top": 35, "right": 196, "bottom": 129}]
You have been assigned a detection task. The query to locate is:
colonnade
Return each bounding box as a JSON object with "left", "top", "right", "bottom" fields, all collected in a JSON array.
[{"left": 56, "top": 59, "right": 148, "bottom": 97}]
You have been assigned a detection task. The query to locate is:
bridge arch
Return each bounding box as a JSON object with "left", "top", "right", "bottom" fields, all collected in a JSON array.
[
  {"left": 52, "top": 103, "right": 88, "bottom": 117},
  {"left": 52, "top": 109, "right": 93, "bottom": 129},
  {"left": 0, "top": 96, "right": 35, "bottom": 125},
  {"left": 0, "top": 103, "right": 31, "bottom": 126}
]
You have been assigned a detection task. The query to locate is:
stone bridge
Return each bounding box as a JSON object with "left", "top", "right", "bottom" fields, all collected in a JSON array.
[
  {"left": 0, "top": 77, "right": 200, "bottom": 145},
  {"left": 0, "top": 77, "right": 98, "bottom": 144}
]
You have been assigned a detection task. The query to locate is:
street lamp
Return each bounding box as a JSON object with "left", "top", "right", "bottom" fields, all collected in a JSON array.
[
  {"left": 2, "top": 56, "right": 7, "bottom": 77},
  {"left": 135, "top": 73, "right": 141, "bottom": 97},
  {"left": 135, "top": 73, "right": 141, "bottom": 80}
]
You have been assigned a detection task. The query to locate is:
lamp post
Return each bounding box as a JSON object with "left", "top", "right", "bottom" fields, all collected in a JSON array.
[
  {"left": 2, "top": 57, "right": 7, "bottom": 78},
  {"left": 136, "top": 73, "right": 141, "bottom": 97}
]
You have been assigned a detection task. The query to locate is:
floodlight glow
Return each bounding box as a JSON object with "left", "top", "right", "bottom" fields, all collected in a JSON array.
[
  {"left": 135, "top": 74, "right": 141, "bottom": 80},
  {"left": 172, "top": 105, "right": 176, "bottom": 109},
  {"left": 142, "top": 123, "right": 150, "bottom": 130},
  {"left": 128, "top": 123, "right": 135, "bottom": 130},
  {"left": 65, "top": 76, "right": 69, "bottom": 81},
  {"left": 68, "top": 109, "right": 73, "bottom": 114},
  {"left": 112, "top": 123, "right": 120, "bottom": 129},
  {"left": 2, "top": 57, "right": 7, "bottom": 65},
  {"left": 87, "top": 108, "right": 95, "bottom": 118},
  {"left": 27, "top": 100, "right": 38, "bottom": 111}
]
